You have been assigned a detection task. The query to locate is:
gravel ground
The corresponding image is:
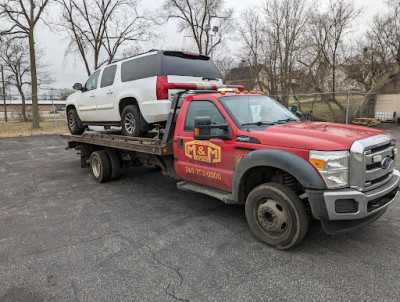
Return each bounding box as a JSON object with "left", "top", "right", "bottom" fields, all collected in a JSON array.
[{"left": 1, "top": 124, "right": 400, "bottom": 301}]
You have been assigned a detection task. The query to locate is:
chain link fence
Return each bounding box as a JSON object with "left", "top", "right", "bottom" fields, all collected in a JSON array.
[
  {"left": 0, "top": 94, "right": 67, "bottom": 137},
  {"left": 268, "top": 90, "right": 377, "bottom": 123},
  {"left": 0, "top": 90, "right": 380, "bottom": 137}
]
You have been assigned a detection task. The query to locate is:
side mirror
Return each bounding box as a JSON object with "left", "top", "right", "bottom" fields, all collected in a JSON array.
[
  {"left": 194, "top": 116, "right": 211, "bottom": 140},
  {"left": 194, "top": 116, "right": 230, "bottom": 140},
  {"left": 73, "top": 83, "right": 83, "bottom": 90},
  {"left": 295, "top": 111, "right": 303, "bottom": 119}
]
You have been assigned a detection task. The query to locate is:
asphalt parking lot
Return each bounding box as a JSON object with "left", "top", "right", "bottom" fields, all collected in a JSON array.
[{"left": 1, "top": 124, "right": 400, "bottom": 301}]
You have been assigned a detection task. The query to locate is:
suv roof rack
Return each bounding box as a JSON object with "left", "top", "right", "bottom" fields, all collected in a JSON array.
[{"left": 110, "top": 49, "right": 159, "bottom": 65}]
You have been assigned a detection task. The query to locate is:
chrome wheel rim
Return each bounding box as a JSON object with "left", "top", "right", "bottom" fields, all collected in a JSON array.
[
  {"left": 257, "top": 199, "right": 289, "bottom": 235},
  {"left": 92, "top": 157, "right": 101, "bottom": 178},
  {"left": 68, "top": 114, "right": 75, "bottom": 129},
  {"left": 124, "top": 113, "right": 135, "bottom": 134}
]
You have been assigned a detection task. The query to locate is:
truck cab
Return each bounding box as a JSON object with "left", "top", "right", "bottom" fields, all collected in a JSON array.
[{"left": 172, "top": 91, "right": 399, "bottom": 249}]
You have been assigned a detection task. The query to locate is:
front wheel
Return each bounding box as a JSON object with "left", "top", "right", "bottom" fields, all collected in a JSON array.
[
  {"left": 245, "top": 183, "right": 308, "bottom": 250},
  {"left": 67, "top": 108, "right": 85, "bottom": 135}
]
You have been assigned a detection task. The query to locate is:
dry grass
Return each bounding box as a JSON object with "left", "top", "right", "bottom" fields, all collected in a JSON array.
[
  {"left": 288, "top": 94, "right": 365, "bottom": 122},
  {"left": 0, "top": 120, "right": 68, "bottom": 138}
]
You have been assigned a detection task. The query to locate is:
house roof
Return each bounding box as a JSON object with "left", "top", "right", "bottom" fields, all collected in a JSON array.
[{"left": 225, "top": 65, "right": 264, "bottom": 90}]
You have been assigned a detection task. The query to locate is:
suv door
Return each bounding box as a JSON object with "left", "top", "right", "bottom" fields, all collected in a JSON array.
[
  {"left": 96, "top": 65, "right": 118, "bottom": 121},
  {"left": 174, "top": 99, "right": 236, "bottom": 191},
  {"left": 78, "top": 70, "right": 100, "bottom": 121}
]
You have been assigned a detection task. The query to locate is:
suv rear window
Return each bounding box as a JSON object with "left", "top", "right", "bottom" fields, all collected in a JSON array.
[
  {"left": 121, "top": 54, "right": 157, "bottom": 82},
  {"left": 162, "top": 52, "right": 221, "bottom": 79}
]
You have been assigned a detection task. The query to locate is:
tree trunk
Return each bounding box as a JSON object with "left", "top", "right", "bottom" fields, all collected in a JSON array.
[
  {"left": 29, "top": 32, "right": 40, "bottom": 129},
  {"left": 18, "top": 88, "right": 27, "bottom": 122}
]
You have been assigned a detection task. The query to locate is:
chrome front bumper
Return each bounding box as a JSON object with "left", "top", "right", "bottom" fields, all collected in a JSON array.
[{"left": 323, "top": 169, "right": 400, "bottom": 220}]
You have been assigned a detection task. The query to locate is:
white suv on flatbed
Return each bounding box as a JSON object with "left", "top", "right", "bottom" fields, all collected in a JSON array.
[{"left": 66, "top": 50, "right": 223, "bottom": 136}]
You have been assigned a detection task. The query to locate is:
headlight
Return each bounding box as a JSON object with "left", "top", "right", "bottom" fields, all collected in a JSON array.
[{"left": 309, "top": 150, "right": 349, "bottom": 188}]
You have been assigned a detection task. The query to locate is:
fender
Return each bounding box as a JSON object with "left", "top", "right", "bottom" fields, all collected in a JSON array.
[{"left": 232, "top": 149, "right": 326, "bottom": 203}]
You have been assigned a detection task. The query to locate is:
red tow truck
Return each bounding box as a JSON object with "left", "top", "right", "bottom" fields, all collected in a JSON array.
[{"left": 62, "top": 85, "right": 399, "bottom": 249}]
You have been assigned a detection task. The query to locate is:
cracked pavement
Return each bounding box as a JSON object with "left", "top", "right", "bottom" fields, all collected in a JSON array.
[{"left": 1, "top": 124, "right": 400, "bottom": 301}]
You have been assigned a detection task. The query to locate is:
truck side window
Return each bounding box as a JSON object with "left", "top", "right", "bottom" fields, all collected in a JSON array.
[
  {"left": 184, "top": 100, "right": 226, "bottom": 136},
  {"left": 100, "top": 65, "right": 117, "bottom": 88},
  {"left": 85, "top": 70, "right": 100, "bottom": 91}
]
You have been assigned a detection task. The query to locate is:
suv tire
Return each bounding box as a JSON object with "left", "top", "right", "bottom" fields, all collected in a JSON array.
[
  {"left": 121, "top": 105, "right": 141, "bottom": 137},
  {"left": 67, "top": 108, "right": 85, "bottom": 135},
  {"left": 245, "top": 182, "right": 308, "bottom": 250}
]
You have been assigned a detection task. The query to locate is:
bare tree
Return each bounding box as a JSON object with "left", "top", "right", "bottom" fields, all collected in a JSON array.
[
  {"left": 299, "top": 0, "right": 361, "bottom": 122},
  {"left": 239, "top": 9, "right": 275, "bottom": 93},
  {"left": 57, "top": 0, "right": 151, "bottom": 76},
  {"left": 0, "top": 40, "right": 31, "bottom": 121},
  {"left": 262, "top": 0, "right": 311, "bottom": 105},
  {"left": 0, "top": 0, "right": 50, "bottom": 129},
  {"left": 355, "top": 1, "right": 400, "bottom": 117},
  {"left": 161, "top": 0, "right": 233, "bottom": 56}
]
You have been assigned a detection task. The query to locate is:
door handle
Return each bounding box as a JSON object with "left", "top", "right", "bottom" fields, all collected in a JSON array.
[
  {"left": 90, "top": 94, "right": 95, "bottom": 98},
  {"left": 107, "top": 90, "right": 113, "bottom": 95},
  {"left": 178, "top": 139, "right": 183, "bottom": 149}
]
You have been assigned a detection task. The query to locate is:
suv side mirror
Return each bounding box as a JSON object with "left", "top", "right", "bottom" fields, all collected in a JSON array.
[
  {"left": 73, "top": 83, "right": 83, "bottom": 90},
  {"left": 295, "top": 111, "right": 303, "bottom": 119},
  {"left": 194, "top": 116, "right": 230, "bottom": 140}
]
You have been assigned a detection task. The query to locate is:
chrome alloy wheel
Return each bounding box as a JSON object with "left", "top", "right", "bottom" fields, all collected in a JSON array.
[
  {"left": 257, "top": 199, "right": 289, "bottom": 235},
  {"left": 68, "top": 114, "right": 75, "bottom": 129},
  {"left": 124, "top": 112, "right": 136, "bottom": 134}
]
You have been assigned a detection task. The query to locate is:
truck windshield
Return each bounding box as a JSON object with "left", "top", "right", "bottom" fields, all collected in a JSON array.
[{"left": 219, "top": 95, "right": 299, "bottom": 126}]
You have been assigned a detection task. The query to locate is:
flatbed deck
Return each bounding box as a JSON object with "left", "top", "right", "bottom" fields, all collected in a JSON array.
[{"left": 60, "top": 132, "right": 173, "bottom": 155}]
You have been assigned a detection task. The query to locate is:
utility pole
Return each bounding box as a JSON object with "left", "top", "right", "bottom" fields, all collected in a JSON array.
[{"left": 1, "top": 65, "right": 7, "bottom": 122}]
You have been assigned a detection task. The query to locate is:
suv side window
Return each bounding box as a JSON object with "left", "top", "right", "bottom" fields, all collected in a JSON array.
[
  {"left": 101, "top": 65, "right": 117, "bottom": 88},
  {"left": 85, "top": 70, "right": 100, "bottom": 91},
  {"left": 184, "top": 100, "right": 226, "bottom": 136},
  {"left": 121, "top": 54, "right": 157, "bottom": 82}
]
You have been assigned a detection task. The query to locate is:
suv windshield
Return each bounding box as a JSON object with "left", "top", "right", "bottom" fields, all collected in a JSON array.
[{"left": 219, "top": 95, "right": 299, "bottom": 126}]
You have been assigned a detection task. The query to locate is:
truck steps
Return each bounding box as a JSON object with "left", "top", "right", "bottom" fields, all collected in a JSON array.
[{"left": 177, "top": 181, "right": 235, "bottom": 204}]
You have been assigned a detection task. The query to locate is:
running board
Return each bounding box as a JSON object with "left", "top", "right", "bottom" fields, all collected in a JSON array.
[{"left": 177, "top": 181, "right": 236, "bottom": 204}]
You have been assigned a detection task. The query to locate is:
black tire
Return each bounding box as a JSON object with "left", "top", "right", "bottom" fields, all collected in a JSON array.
[
  {"left": 67, "top": 108, "right": 85, "bottom": 135},
  {"left": 121, "top": 105, "right": 141, "bottom": 137},
  {"left": 90, "top": 151, "right": 111, "bottom": 183},
  {"left": 105, "top": 150, "right": 121, "bottom": 180},
  {"left": 245, "top": 183, "right": 308, "bottom": 250}
]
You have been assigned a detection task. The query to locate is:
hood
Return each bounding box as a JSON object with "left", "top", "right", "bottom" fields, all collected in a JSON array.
[{"left": 249, "top": 122, "right": 386, "bottom": 151}]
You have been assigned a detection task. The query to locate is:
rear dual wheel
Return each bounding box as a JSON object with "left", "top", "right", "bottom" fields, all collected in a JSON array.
[
  {"left": 90, "top": 150, "right": 121, "bottom": 183},
  {"left": 245, "top": 183, "right": 308, "bottom": 250}
]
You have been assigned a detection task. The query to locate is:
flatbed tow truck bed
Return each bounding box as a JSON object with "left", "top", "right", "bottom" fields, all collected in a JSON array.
[{"left": 60, "top": 131, "right": 173, "bottom": 156}]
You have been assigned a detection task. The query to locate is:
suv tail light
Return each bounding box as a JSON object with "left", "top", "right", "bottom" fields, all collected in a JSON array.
[{"left": 156, "top": 75, "right": 169, "bottom": 100}]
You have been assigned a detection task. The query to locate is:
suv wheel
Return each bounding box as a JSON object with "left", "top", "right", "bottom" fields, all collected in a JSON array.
[
  {"left": 121, "top": 105, "right": 141, "bottom": 137},
  {"left": 67, "top": 108, "right": 85, "bottom": 135}
]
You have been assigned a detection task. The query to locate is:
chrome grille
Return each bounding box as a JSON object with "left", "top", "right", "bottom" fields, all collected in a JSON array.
[{"left": 350, "top": 133, "right": 396, "bottom": 191}]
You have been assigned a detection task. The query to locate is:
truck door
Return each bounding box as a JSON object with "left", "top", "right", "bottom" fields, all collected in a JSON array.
[
  {"left": 78, "top": 70, "right": 100, "bottom": 122},
  {"left": 95, "top": 65, "right": 118, "bottom": 121},
  {"left": 174, "top": 99, "right": 235, "bottom": 192}
]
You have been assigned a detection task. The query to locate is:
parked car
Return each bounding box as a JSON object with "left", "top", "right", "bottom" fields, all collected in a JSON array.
[{"left": 66, "top": 50, "right": 223, "bottom": 136}]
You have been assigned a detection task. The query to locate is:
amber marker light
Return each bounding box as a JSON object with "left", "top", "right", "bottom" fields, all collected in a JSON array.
[
  {"left": 244, "top": 90, "right": 248, "bottom": 94},
  {"left": 235, "top": 90, "right": 240, "bottom": 94},
  {"left": 250, "top": 90, "right": 255, "bottom": 94},
  {"left": 259, "top": 91, "right": 265, "bottom": 95},
  {"left": 310, "top": 158, "right": 325, "bottom": 170},
  {"left": 194, "top": 128, "right": 200, "bottom": 136},
  {"left": 220, "top": 90, "right": 226, "bottom": 95}
]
